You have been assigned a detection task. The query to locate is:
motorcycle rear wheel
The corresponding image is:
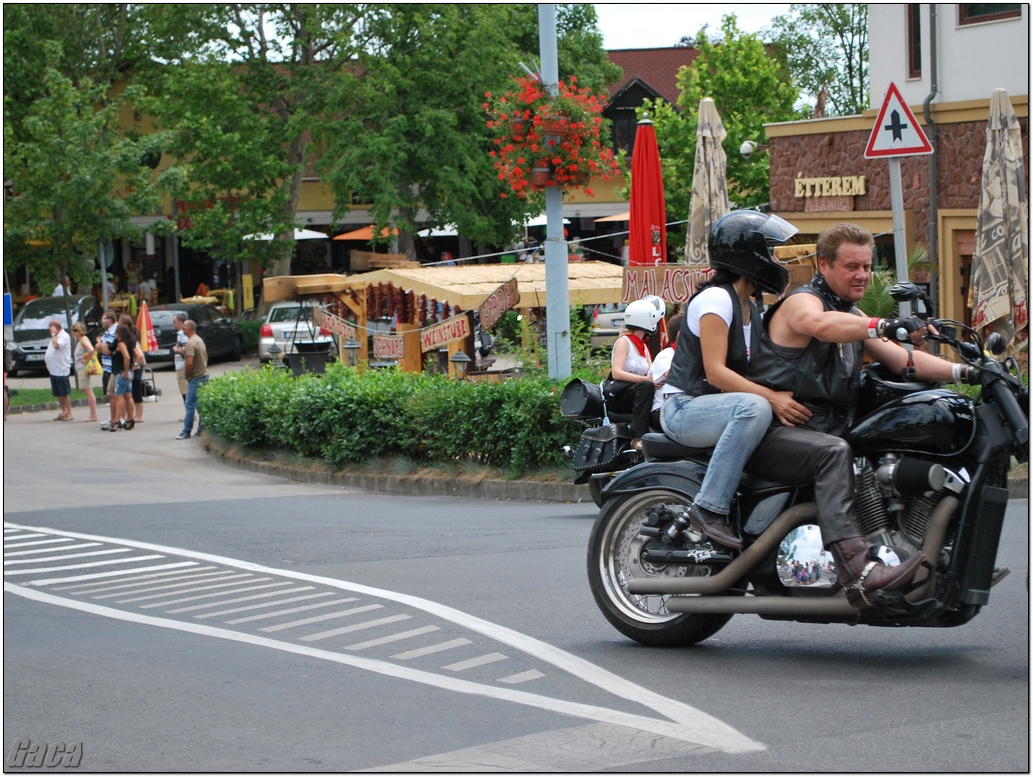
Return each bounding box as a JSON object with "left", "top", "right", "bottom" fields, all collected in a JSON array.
[{"left": 587, "top": 489, "right": 736, "bottom": 647}]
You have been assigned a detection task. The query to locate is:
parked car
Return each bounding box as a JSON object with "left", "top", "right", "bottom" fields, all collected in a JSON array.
[
  {"left": 147, "top": 303, "right": 243, "bottom": 364},
  {"left": 7, "top": 295, "right": 104, "bottom": 376},
  {"left": 588, "top": 303, "right": 628, "bottom": 349},
  {"left": 258, "top": 300, "right": 336, "bottom": 364}
]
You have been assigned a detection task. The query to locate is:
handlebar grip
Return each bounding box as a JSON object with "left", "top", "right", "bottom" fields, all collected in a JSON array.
[{"left": 988, "top": 377, "right": 1029, "bottom": 451}]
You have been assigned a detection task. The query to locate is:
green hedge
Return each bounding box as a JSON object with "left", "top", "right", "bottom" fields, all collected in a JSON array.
[
  {"left": 196, "top": 362, "right": 585, "bottom": 476},
  {"left": 236, "top": 320, "right": 262, "bottom": 355}
]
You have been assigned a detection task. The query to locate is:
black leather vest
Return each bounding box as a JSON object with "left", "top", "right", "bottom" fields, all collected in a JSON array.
[
  {"left": 748, "top": 284, "right": 863, "bottom": 435},
  {"left": 667, "top": 284, "right": 758, "bottom": 397}
]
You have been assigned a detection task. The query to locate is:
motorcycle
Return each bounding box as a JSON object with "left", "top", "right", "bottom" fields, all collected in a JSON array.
[
  {"left": 560, "top": 378, "right": 644, "bottom": 506},
  {"left": 587, "top": 283, "right": 1028, "bottom": 646}
]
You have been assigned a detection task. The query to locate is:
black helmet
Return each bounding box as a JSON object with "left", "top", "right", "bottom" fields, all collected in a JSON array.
[{"left": 709, "top": 211, "right": 798, "bottom": 295}]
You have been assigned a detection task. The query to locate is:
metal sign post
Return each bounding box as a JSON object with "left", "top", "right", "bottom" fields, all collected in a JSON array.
[{"left": 864, "top": 82, "right": 934, "bottom": 318}]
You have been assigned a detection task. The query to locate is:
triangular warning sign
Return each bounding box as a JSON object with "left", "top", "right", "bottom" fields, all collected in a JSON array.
[{"left": 864, "top": 82, "right": 933, "bottom": 158}]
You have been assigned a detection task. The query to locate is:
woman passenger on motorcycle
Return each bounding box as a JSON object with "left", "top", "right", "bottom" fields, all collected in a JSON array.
[
  {"left": 659, "top": 211, "right": 811, "bottom": 548},
  {"left": 608, "top": 298, "right": 665, "bottom": 450}
]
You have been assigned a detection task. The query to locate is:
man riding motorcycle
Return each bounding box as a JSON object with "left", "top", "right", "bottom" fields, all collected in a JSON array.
[{"left": 745, "top": 221, "right": 970, "bottom": 607}]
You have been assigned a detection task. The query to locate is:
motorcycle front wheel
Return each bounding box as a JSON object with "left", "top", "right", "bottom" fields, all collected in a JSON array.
[{"left": 587, "top": 489, "right": 736, "bottom": 647}]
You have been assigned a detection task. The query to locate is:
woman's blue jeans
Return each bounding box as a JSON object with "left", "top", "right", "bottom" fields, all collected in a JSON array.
[{"left": 660, "top": 392, "right": 772, "bottom": 515}]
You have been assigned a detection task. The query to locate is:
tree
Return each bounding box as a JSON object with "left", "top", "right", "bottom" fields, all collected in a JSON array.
[
  {"left": 649, "top": 15, "right": 800, "bottom": 232},
  {"left": 767, "top": 4, "right": 869, "bottom": 117},
  {"left": 3, "top": 59, "right": 161, "bottom": 300},
  {"left": 139, "top": 4, "right": 374, "bottom": 277},
  {"left": 317, "top": 4, "right": 620, "bottom": 259}
]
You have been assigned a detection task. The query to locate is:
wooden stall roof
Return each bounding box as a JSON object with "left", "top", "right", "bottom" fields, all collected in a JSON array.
[{"left": 263, "top": 261, "right": 625, "bottom": 310}]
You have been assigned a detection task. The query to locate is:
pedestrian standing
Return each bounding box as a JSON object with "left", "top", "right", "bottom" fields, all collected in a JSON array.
[
  {"left": 171, "top": 313, "right": 189, "bottom": 404},
  {"left": 177, "top": 319, "right": 209, "bottom": 440},
  {"left": 44, "top": 319, "right": 73, "bottom": 421},
  {"left": 96, "top": 311, "right": 119, "bottom": 430},
  {"left": 70, "top": 323, "right": 99, "bottom": 422}
]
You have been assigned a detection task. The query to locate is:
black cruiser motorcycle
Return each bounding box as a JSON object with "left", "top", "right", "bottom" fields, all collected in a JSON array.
[{"left": 587, "top": 283, "right": 1028, "bottom": 646}]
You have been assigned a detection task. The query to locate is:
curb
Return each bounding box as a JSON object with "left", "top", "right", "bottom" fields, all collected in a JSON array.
[{"left": 201, "top": 437, "right": 595, "bottom": 504}]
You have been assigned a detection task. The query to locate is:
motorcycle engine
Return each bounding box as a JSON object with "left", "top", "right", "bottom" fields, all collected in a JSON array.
[{"left": 854, "top": 455, "right": 958, "bottom": 562}]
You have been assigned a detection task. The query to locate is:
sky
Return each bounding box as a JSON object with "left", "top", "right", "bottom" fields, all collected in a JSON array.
[{"left": 593, "top": 3, "right": 792, "bottom": 50}]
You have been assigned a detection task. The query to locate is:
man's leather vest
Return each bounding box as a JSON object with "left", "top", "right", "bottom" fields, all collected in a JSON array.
[
  {"left": 667, "top": 284, "right": 759, "bottom": 397},
  {"left": 748, "top": 284, "right": 863, "bottom": 435}
]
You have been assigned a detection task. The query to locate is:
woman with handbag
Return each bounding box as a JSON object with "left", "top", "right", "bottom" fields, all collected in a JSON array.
[
  {"left": 70, "top": 322, "right": 100, "bottom": 423},
  {"left": 660, "top": 211, "right": 811, "bottom": 549},
  {"left": 608, "top": 298, "right": 665, "bottom": 450}
]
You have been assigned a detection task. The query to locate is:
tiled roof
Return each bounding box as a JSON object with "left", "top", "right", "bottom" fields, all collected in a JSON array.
[{"left": 606, "top": 47, "right": 699, "bottom": 106}]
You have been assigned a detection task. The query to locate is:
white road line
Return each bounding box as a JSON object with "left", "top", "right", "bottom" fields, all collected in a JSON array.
[
  {"left": 2, "top": 522, "right": 766, "bottom": 754},
  {"left": 5, "top": 582, "right": 762, "bottom": 752},
  {"left": 166, "top": 586, "right": 316, "bottom": 614},
  {"left": 49, "top": 567, "right": 219, "bottom": 592},
  {"left": 216, "top": 595, "right": 352, "bottom": 623},
  {"left": 5, "top": 542, "right": 102, "bottom": 557},
  {"left": 442, "top": 652, "right": 508, "bottom": 672},
  {"left": 136, "top": 581, "right": 294, "bottom": 609},
  {"left": 259, "top": 603, "right": 383, "bottom": 633},
  {"left": 114, "top": 575, "right": 257, "bottom": 603},
  {"left": 3, "top": 554, "right": 165, "bottom": 576},
  {"left": 344, "top": 625, "right": 441, "bottom": 651},
  {"left": 24, "top": 561, "right": 199, "bottom": 586},
  {"left": 4, "top": 548, "right": 133, "bottom": 565},
  {"left": 4, "top": 537, "right": 74, "bottom": 549},
  {"left": 91, "top": 571, "right": 242, "bottom": 598},
  {"left": 299, "top": 614, "right": 411, "bottom": 642},
  {"left": 497, "top": 670, "right": 545, "bottom": 685},
  {"left": 392, "top": 638, "right": 473, "bottom": 660}
]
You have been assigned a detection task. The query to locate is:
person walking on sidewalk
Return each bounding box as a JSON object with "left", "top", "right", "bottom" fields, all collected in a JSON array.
[
  {"left": 171, "top": 313, "right": 189, "bottom": 404},
  {"left": 177, "top": 319, "right": 209, "bottom": 440},
  {"left": 44, "top": 319, "right": 74, "bottom": 422}
]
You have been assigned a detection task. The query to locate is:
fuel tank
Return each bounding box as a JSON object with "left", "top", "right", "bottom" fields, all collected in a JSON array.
[{"left": 845, "top": 388, "right": 976, "bottom": 457}]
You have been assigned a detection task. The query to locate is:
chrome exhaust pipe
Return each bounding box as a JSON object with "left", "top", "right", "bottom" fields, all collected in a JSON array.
[
  {"left": 628, "top": 503, "right": 819, "bottom": 595},
  {"left": 666, "top": 595, "right": 857, "bottom": 616}
]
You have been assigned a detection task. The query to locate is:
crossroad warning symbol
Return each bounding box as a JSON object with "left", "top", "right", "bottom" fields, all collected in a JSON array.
[{"left": 864, "top": 82, "right": 933, "bottom": 158}]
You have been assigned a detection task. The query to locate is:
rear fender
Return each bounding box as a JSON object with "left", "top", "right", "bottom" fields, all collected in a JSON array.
[{"left": 599, "top": 459, "right": 706, "bottom": 502}]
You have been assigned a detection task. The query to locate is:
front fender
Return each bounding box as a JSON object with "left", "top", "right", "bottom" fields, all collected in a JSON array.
[{"left": 600, "top": 459, "right": 706, "bottom": 502}]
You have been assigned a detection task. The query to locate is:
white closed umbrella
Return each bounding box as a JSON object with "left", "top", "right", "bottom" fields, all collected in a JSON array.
[{"left": 685, "top": 98, "right": 730, "bottom": 266}]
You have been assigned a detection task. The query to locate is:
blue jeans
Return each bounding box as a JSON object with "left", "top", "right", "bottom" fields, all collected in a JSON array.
[
  {"left": 182, "top": 375, "right": 209, "bottom": 436},
  {"left": 660, "top": 392, "right": 772, "bottom": 515}
]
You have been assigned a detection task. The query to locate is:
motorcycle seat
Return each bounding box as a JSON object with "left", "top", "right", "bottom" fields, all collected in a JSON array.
[{"left": 640, "top": 432, "right": 710, "bottom": 460}]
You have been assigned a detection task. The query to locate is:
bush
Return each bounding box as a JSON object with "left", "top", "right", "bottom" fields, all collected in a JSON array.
[
  {"left": 236, "top": 320, "right": 262, "bottom": 355},
  {"left": 197, "top": 364, "right": 582, "bottom": 476}
]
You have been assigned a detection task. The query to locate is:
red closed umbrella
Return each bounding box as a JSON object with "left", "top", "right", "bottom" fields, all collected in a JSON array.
[{"left": 628, "top": 118, "right": 666, "bottom": 266}]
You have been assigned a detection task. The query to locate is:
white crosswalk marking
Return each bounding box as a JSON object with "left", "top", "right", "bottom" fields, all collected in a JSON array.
[{"left": 4, "top": 521, "right": 765, "bottom": 755}]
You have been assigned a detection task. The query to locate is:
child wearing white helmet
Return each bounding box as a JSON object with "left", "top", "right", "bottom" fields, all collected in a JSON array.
[{"left": 607, "top": 297, "right": 666, "bottom": 449}]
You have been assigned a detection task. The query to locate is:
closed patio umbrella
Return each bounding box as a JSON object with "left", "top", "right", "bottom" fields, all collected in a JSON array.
[
  {"left": 969, "top": 88, "right": 1028, "bottom": 351},
  {"left": 685, "top": 97, "right": 730, "bottom": 266},
  {"left": 136, "top": 300, "right": 158, "bottom": 353},
  {"left": 628, "top": 118, "right": 666, "bottom": 266}
]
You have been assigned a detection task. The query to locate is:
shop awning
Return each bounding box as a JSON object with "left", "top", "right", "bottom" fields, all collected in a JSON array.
[{"left": 333, "top": 226, "right": 399, "bottom": 241}]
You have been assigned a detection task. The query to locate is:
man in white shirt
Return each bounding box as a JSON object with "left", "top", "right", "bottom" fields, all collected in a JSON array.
[{"left": 44, "top": 319, "right": 73, "bottom": 421}]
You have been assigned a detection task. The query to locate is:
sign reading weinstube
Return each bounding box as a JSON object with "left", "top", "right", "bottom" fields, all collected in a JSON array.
[{"left": 419, "top": 315, "right": 470, "bottom": 353}]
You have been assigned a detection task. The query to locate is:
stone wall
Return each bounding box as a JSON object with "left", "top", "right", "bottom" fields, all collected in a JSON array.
[{"left": 770, "top": 118, "right": 1030, "bottom": 239}]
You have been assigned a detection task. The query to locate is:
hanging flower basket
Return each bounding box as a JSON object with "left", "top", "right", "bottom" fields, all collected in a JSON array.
[
  {"left": 529, "top": 167, "right": 553, "bottom": 189},
  {"left": 485, "top": 74, "right": 619, "bottom": 200}
]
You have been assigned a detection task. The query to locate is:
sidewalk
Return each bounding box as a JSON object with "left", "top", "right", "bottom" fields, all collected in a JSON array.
[{"left": 5, "top": 361, "right": 1028, "bottom": 501}]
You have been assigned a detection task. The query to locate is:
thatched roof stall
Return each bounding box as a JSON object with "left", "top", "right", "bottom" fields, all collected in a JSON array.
[{"left": 262, "top": 261, "right": 624, "bottom": 374}]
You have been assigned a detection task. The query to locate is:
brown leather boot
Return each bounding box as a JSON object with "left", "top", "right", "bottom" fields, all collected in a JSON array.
[
  {"left": 828, "top": 537, "right": 926, "bottom": 608},
  {"left": 688, "top": 504, "right": 743, "bottom": 549}
]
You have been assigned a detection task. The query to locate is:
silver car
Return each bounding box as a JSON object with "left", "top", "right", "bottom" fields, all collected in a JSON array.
[{"left": 259, "top": 300, "right": 336, "bottom": 363}]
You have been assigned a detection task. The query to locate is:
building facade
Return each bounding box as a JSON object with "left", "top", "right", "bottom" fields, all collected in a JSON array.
[{"left": 766, "top": 3, "right": 1028, "bottom": 324}]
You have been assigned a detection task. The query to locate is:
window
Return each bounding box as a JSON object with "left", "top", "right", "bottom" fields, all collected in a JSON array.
[
  {"left": 907, "top": 4, "right": 922, "bottom": 78},
  {"left": 959, "top": 4, "right": 1022, "bottom": 24}
]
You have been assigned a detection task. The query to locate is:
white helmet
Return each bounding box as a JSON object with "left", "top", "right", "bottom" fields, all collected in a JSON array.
[{"left": 623, "top": 299, "right": 664, "bottom": 333}]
